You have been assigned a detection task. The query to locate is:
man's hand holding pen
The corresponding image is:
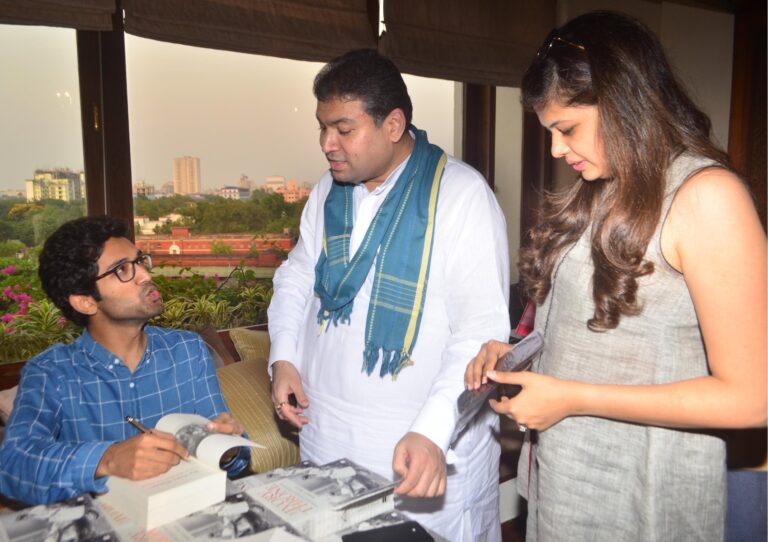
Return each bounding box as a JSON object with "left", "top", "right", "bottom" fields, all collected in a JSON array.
[
  {"left": 95, "top": 428, "right": 189, "bottom": 480},
  {"left": 95, "top": 414, "right": 247, "bottom": 480}
]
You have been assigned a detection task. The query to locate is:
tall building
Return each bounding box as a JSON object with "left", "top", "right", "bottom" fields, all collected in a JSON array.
[
  {"left": 220, "top": 186, "right": 250, "bottom": 200},
  {"left": 274, "top": 180, "right": 312, "bottom": 203},
  {"left": 264, "top": 175, "right": 286, "bottom": 192},
  {"left": 238, "top": 174, "right": 253, "bottom": 190},
  {"left": 172, "top": 156, "right": 201, "bottom": 195},
  {"left": 0, "top": 188, "right": 25, "bottom": 199},
  {"left": 133, "top": 179, "right": 155, "bottom": 197},
  {"left": 25, "top": 168, "right": 85, "bottom": 203}
]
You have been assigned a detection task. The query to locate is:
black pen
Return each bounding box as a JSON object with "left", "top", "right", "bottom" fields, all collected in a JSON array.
[
  {"left": 125, "top": 415, "right": 188, "bottom": 461},
  {"left": 125, "top": 415, "right": 151, "bottom": 434}
]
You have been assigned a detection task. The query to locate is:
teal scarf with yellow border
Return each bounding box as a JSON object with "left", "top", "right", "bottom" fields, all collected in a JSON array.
[{"left": 314, "top": 128, "right": 446, "bottom": 377}]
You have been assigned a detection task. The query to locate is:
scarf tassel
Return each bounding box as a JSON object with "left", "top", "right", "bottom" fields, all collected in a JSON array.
[
  {"left": 363, "top": 345, "right": 414, "bottom": 378},
  {"left": 314, "top": 128, "right": 444, "bottom": 380},
  {"left": 317, "top": 303, "right": 354, "bottom": 331}
]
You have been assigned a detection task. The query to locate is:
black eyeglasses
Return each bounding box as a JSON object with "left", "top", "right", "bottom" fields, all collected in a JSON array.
[
  {"left": 95, "top": 254, "right": 153, "bottom": 283},
  {"left": 537, "top": 28, "right": 586, "bottom": 60}
]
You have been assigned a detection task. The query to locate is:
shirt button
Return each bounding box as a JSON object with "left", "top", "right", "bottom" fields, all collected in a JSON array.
[{"left": 129, "top": 382, "right": 135, "bottom": 388}]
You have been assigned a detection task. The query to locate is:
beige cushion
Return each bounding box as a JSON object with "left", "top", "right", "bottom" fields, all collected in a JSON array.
[
  {"left": 217, "top": 330, "right": 299, "bottom": 473},
  {"left": 228, "top": 327, "right": 271, "bottom": 363}
]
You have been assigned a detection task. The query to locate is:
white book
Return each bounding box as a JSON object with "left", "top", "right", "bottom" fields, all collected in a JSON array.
[
  {"left": 99, "top": 413, "right": 262, "bottom": 530},
  {"left": 240, "top": 459, "right": 396, "bottom": 541}
]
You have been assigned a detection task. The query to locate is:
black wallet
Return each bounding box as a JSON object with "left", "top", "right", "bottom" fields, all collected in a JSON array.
[{"left": 341, "top": 520, "right": 434, "bottom": 541}]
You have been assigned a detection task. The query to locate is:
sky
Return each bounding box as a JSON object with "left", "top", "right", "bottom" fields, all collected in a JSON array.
[{"left": 0, "top": 24, "right": 455, "bottom": 193}]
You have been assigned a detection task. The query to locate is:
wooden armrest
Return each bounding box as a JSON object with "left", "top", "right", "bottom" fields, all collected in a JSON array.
[{"left": 200, "top": 325, "right": 237, "bottom": 366}]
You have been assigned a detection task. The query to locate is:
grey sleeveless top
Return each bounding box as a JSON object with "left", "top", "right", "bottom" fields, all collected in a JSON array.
[{"left": 519, "top": 154, "right": 726, "bottom": 542}]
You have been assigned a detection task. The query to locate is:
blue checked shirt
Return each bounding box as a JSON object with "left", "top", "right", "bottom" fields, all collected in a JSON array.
[{"left": 0, "top": 326, "right": 249, "bottom": 505}]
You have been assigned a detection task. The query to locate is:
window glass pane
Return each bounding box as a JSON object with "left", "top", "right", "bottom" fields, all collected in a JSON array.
[
  {"left": 125, "top": 37, "right": 454, "bottom": 330},
  {"left": 0, "top": 24, "right": 86, "bottom": 363}
]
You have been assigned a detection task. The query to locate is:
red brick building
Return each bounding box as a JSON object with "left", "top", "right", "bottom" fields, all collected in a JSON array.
[{"left": 136, "top": 229, "right": 294, "bottom": 268}]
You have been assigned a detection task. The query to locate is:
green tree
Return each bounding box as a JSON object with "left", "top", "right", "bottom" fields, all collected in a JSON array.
[
  {"left": 134, "top": 194, "right": 195, "bottom": 220},
  {"left": 7, "top": 202, "right": 43, "bottom": 220},
  {"left": 210, "top": 240, "right": 234, "bottom": 255},
  {"left": 31, "top": 202, "right": 85, "bottom": 245},
  {"left": 195, "top": 198, "right": 252, "bottom": 234},
  {"left": 248, "top": 192, "right": 305, "bottom": 235},
  {"left": 154, "top": 222, "right": 172, "bottom": 235},
  {"left": 0, "top": 240, "right": 25, "bottom": 257},
  {"left": 0, "top": 200, "right": 84, "bottom": 248}
]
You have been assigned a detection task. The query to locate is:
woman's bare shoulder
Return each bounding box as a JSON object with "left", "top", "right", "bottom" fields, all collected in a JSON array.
[{"left": 663, "top": 166, "right": 763, "bottom": 271}]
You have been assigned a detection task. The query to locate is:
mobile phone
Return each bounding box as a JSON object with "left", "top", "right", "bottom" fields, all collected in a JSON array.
[
  {"left": 450, "top": 330, "right": 544, "bottom": 445},
  {"left": 341, "top": 520, "right": 434, "bottom": 542}
]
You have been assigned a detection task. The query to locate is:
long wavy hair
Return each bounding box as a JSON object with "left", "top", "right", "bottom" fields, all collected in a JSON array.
[{"left": 519, "top": 11, "right": 728, "bottom": 330}]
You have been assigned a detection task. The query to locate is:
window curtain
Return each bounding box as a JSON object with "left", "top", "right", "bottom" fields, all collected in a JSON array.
[
  {"left": 379, "top": 0, "right": 555, "bottom": 87},
  {"left": 122, "top": 0, "right": 378, "bottom": 63},
  {"left": 0, "top": 0, "right": 116, "bottom": 30}
]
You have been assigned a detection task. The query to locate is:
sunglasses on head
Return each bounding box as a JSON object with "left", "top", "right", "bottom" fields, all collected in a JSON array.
[{"left": 536, "top": 28, "right": 586, "bottom": 60}]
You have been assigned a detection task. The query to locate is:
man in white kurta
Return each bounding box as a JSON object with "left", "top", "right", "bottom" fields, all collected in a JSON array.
[{"left": 267, "top": 49, "right": 510, "bottom": 542}]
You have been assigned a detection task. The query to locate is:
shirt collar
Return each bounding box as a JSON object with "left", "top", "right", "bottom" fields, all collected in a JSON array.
[{"left": 75, "top": 327, "right": 152, "bottom": 369}]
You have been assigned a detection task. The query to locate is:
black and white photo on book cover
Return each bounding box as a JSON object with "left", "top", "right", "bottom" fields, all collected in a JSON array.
[
  {"left": 324, "top": 510, "right": 415, "bottom": 541},
  {"left": 0, "top": 494, "right": 117, "bottom": 542},
  {"left": 240, "top": 458, "right": 396, "bottom": 540},
  {"left": 164, "top": 489, "right": 299, "bottom": 540},
  {"left": 254, "top": 458, "right": 396, "bottom": 510},
  {"left": 154, "top": 413, "right": 262, "bottom": 465}
]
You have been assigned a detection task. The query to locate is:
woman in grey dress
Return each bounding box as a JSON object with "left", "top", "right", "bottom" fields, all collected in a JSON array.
[{"left": 465, "top": 11, "right": 766, "bottom": 541}]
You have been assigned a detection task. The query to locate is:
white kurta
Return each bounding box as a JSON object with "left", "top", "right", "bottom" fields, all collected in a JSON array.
[{"left": 268, "top": 151, "right": 510, "bottom": 541}]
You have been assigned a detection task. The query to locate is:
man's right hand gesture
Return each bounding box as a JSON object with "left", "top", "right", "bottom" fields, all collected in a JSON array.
[
  {"left": 96, "top": 431, "right": 189, "bottom": 480},
  {"left": 271, "top": 360, "right": 310, "bottom": 428}
]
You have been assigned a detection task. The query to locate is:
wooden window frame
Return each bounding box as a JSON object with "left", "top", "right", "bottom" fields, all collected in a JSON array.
[
  {"left": 76, "top": 10, "right": 134, "bottom": 238},
  {"left": 74, "top": 34, "right": 524, "bottom": 244}
]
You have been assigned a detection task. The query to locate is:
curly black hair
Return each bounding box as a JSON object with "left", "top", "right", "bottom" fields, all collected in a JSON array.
[{"left": 38, "top": 216, "right": 130, "bottom": 327}]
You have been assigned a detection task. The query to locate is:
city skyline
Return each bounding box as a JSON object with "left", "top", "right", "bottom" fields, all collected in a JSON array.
[{"left": 0, "top": 25, "right": 455, "bottom": 193}]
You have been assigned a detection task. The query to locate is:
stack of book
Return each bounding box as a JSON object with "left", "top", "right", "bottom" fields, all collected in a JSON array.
[{"left": 0, "top": 457, "right": 405, "bottom": 542}]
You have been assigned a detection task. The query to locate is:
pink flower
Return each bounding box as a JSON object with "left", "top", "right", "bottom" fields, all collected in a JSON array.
[
  {"left": 1, "top": 265, "right": 15, "bottom": 275},
  {"left": 1, "top": 313, "right": 14, "bottom": 323},
  {"left": 2, "top": 286, "right": 11, "bottom": 298}
]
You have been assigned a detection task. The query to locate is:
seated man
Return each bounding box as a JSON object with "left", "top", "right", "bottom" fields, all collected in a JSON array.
[{"left": 0, "top": 216, "right": 249, "bottom": 505}]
